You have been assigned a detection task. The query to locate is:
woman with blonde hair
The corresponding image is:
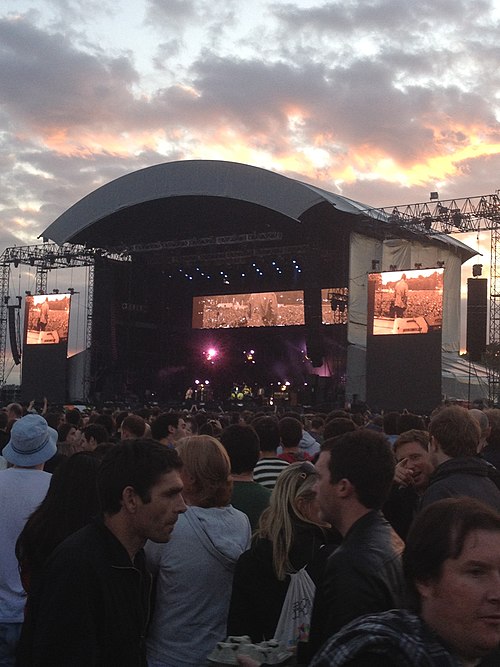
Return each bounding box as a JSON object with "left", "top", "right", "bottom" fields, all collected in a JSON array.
[
  {"left": 227, "top": 461, "right": 340, "bottom": 643},
  {"left": 145, "top": 435, "right": 251, "bottom": 667}
]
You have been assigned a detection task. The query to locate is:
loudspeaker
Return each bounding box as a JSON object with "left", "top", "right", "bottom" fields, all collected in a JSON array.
[
  {"left": 8, "top": 306, "right": 21, "bottom": 365},
  {"left": 466, "top": 278, "right": 487, "bottom": 362}
]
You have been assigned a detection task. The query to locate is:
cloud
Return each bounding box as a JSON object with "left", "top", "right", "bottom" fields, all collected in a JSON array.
[{"left": 0, "top": 16, "right": 140, "bottom": 136}]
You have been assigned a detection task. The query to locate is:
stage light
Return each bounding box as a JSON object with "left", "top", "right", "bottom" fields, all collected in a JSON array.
[
  {"left": 205, "top": 347, "right": 218, "bottom": 361},
  {"left": 437, "top": 260, "right": 445, "bottom": 268},
  {"left": 195, "top": 379, "right": 200, "bottom": 385},
  {"left": 25, "top": 290, "right": 31, "bottom": 296},
  {"left": 205, "top": 380, "right": 210, "bottom": 384},
  {"left": 414, "top": 263, "right": 422, "bottom": 269},
  {"left": 52, "top": 288, "right": 59, "bottom": 294}
]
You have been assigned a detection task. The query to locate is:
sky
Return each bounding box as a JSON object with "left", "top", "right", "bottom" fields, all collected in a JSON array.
[{"left": 2, "top": 0, "right": 500, "bottom": 372}]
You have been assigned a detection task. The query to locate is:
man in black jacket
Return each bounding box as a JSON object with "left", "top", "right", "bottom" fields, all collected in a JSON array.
[
  {"left": 421, "top": 406, "right": 500, "bottom": 512},
  {"left": 307, "top": 430, "right": 405, "bottom": 659},
  {"left": 18, "top": 440, "right": 186, "bottom": 666}
]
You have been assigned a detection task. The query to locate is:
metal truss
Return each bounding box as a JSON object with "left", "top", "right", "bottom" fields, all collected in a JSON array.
[
  {"left": 0, "top": 262, "right": 10, "bottom": 389},
  {"left": 363, "top": 192, "right": 500, "bottom": 404},
  {"left": 107, "top": 231, "right": 283, "bottom": 255},
  {"left": 0, "top": 243, "right": 100, "bottom": 389},
  {"left": 363, "top": 193, "right": 500, "bottom": 236}
]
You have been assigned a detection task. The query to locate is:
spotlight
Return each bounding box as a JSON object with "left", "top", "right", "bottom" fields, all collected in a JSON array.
[
  {"left": 25, "top": 290, "right": 32, "bottom": 296},
  {"left": 389, "top": 264, "right": 398, "bottom": 271},
  {"left": 205, "top": 347, "right": 218, "bottom": 362},
  {"left": 52, "top": 288, "right": 59, "bottom": 294},
  {"left": 414, "top": 263, "right": 422, "bottom": 269},
  {"left": 437, "top": 261, "right": 445, "bottom": 268}
]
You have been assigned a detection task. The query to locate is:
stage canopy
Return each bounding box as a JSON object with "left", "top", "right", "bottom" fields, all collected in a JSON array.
[{"left": 41, "top": 160, "right": 476, "bottom": 262}]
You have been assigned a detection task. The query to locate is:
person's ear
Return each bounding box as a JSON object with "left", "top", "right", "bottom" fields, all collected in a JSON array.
[
  {"left": 122, "top": 486, "right": 140, "bottom": 513},
  {"left": 336, "top": 478, "right": 354, "bottom": 498},
  {"left": 415, "top": 578, "right": 434, "bottom": 600}
]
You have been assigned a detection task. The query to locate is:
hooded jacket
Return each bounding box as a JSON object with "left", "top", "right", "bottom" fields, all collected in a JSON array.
[
  {"left": 145, "top": 505, "right": 251, "bottom": 667},
  {"left": 420, "top": 456, "right": 500, "bottom": 511}
]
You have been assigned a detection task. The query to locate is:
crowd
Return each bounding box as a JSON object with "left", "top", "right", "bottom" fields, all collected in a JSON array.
[{"left": 1, "top": 399, "right": 500, "bottom": 666}]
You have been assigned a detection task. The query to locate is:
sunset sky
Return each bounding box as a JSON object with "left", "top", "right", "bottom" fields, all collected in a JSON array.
[{"left": 1, "top": 1, "right": 500, "bottom": 334}]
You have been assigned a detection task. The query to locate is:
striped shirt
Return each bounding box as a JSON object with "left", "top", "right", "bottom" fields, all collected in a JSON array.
[{"left": 253, "top": 457, "right": 289, "bottom": 489}]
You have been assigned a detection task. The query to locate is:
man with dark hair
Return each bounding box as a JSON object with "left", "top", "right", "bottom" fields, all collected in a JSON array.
[
  {"left": 307, "top": 430, "right": 405, "bottom": 657},
  {"left": 382, "top": 411, "right": 400, "bottom": 446},
  {"left": 18, "top": 440, "right": 186, "bottom": 666},
  {"left": 120, "top": 414, "right": 146, "bottom": 440},
  {"left": 80, "top": 423, "right": 110, "bottom": 452},
  {"left": 421, "top": 406, "right": 500, "bottom": 511},
  {"left": 220, "top": 424, "right": 271, "bottom": 529},
  {"left": 309, "top": 498, "right": 500, "bottom": 666},
  {"left": 278, "top": 416, "right": 313, "bottom": 463},
  {"left": 252, "top": 416, "right": 289, "bottom": 489},
  {"left": 64, "top": 407, "right": 81, "bottom": 428},
  {"left": 383, "top": 429, "right": 435, "bottom": 539},
  {"left": 150, "top": 412, "right": 186, "bottom": 448}
]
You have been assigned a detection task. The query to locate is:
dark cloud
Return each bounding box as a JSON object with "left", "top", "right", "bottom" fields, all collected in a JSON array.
[{"left": 0, "top": 16, "right": 141, "bottom": 133}]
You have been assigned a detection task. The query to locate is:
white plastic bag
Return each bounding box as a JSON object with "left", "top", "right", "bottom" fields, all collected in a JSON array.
[{"left": 273, "top": 566, "right": 316, "bottom": 653}]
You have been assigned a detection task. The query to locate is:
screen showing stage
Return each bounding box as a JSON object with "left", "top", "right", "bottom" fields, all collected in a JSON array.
[
  {"left": 24, "top": 294, "right": 71, "bottom": 345},
  {"left": 368, "top": 268, "right": 443, "bottom": 335},
  {"left": 321, "top": 288, "right": 348, "bottom": 324},
  {"left": 192, "top": 290, "right": 305, "bottom": 329}
]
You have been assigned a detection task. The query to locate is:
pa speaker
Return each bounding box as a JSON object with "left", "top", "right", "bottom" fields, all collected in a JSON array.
[{"left": 466, "top": 278, "right": 487, "bottom": 362}]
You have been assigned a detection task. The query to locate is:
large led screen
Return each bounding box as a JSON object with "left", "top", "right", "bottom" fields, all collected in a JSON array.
[
  {"left": 368, "top": 268, "right": 444, "bottom": 335},
  {"left": 322, "top": 288, "right": 348, "bottom": 325},
  {"left": 24, "top": 294, "right": 71, "bottom": 345},
  {"left": 192, "top": 291, "right": 305, "bottom": 329}
]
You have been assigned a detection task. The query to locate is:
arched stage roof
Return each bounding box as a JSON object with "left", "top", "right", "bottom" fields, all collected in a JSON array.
[{"left": 42, "top": 159, "right": 475, "bottom": 260}]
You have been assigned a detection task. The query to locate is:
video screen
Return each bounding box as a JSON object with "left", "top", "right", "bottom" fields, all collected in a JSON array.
[
  {"left": 192, "top": 291, "right": 305, "bottom": 329},
  {"left": 368, "top": 268, "right": 443, "bottom": 335},
  {"left": 322, "top": 288, "right": 348, "bottom": 324},
  {"left": 24, "top": 294, "right": 71, "bottom": 345}
]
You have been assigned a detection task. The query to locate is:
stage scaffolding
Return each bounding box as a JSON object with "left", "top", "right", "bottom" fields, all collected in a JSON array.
[
  {"left": 0, "top": 243, "right": 124, "bottom": 400},
  {"left": 3, "top": 193, "right": 500, "bottom": 403}
]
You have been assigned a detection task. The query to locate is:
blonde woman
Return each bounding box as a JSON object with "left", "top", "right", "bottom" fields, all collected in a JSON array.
[
  {"left": 145, "top": 435, "right": 251, "bottom": 667},
  {"left": 227, "top": 461, "right": 340, "bottom": 643}
]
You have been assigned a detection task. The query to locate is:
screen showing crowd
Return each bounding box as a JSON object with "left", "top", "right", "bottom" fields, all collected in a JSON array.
[
  {"left": 322, "top": 288, "right": 348, "bottom": 324},
  {"left": 24, "top": 294, "right": 71, "bottom": 345},
  {"left": 192, "top": 291, "right": 305, "bottom": 329},
  {"left": 369, "top": 268, "right": 443, "bottom": 335}
]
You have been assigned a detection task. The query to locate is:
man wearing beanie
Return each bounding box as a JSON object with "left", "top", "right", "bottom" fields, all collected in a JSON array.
[{"left": 0, "top": 414, "right": 56, "bottom": 666}]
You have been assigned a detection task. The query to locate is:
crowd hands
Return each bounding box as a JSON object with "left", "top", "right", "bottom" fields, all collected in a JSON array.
[{"left": 1, "top": 398, "right": 500, "bottom": 666}]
